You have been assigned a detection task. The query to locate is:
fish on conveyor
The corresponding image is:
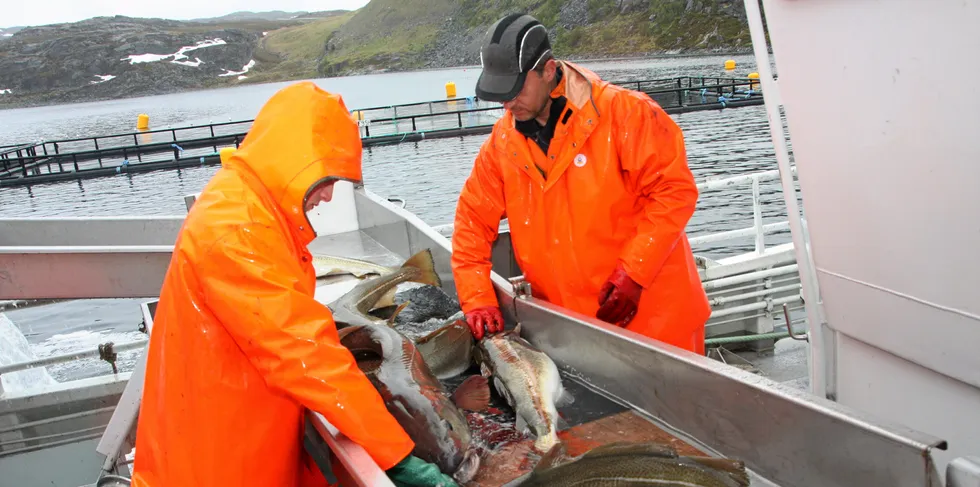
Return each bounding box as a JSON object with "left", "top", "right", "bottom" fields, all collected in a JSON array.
[
  {"left": 504, "top": 441, "right": 751, "bottom": 487},
  {"left": 311, "top": 254, "right": 393, "bottom": 278},
  {"left": 474, "top": 324, "right": 574, "bottom": 452},
  {"left": 338, "top": 324, "right": 486, "bottom": 483},
  {"left": 327, "top": 249, "right": 442, "bottom": 329}
]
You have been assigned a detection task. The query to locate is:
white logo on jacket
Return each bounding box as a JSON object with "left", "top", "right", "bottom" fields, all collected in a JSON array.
[{"left": 573, "top": 154, "right": 587, "bottom": 167}]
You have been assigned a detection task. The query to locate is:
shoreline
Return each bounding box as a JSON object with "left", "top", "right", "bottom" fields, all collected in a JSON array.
[{"left": 0, "top": 48, "right": 760, "bottom": 112}]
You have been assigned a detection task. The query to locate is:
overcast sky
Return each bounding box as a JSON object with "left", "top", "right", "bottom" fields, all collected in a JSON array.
[{"left": 4, "top": 0, "right": 371, "bottom": 28}]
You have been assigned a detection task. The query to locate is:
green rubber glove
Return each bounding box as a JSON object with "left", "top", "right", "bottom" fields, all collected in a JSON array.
[{"left": 386, "top": 455, "right": 459, "bottom": 487}]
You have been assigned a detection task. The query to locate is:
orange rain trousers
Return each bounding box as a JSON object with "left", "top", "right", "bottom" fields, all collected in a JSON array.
[
  {"left": 132, "top": 82, "right": 413, "bottom": 486},
  {"left": 452, "top": 61, "right": 710, "bottom": 354}
]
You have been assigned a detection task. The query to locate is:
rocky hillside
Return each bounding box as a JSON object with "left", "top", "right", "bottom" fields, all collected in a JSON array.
[
  {"left": 0, "top": 26, "right": 25, "bottom": 39},
  {"left": 318, "top": 0, "right": 751, "bottom": 75},
  {"left": 0, "top": 1, "right": 751, "bottom": 108}
]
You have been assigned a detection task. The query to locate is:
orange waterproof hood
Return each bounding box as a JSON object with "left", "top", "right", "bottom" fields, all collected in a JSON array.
[{"left": 227, "top": 81, "right": 363, "bottom": 243}]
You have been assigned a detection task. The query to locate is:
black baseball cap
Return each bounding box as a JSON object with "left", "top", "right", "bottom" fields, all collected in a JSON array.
[{"left": 476, "top": 14, "right": 553, "bottom": 102}]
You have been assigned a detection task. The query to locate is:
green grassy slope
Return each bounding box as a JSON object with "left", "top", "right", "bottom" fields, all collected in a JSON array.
[
  {"left": 317, "top": 0, "right": 456, "bottom": 76},
  {"left": 245, "top": 0, "right": 750, "bottom": 80},
  {"left": 246, "top": 12, "right": 356, "bottom": 82}
]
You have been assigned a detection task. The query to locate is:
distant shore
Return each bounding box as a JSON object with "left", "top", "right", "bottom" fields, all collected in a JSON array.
[{"left": 0, "top": 48, "right": 758, "bottom": 111}]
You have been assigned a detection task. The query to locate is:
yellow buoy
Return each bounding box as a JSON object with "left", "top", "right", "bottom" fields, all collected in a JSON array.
[
  {"left": 136, "top": 113, "right": 150, "bottom": 130},
  {"left": 445, "top": 81, "right": 457, "bottom": 99},
  {"left": 747, "top": 72, "right": 760, "bottom": 89},
  {"left": 219, "top": 147, "right": 236, "bottom": 164},
  {"left": 725, "top": 59, "right": 736, "bottom": 70}
]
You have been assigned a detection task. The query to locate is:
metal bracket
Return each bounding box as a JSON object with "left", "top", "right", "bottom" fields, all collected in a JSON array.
[
  {"left": 508, "top": 275, "right": 531, "bottom": 298},
  {"left": 783, "top": 303, "right": 809, "bottom": 341},
  {"left": 99, "top": 342, "right": 119, "bottom": 374},
  {"left": 507, "top": 275, "right": 532, "bottom": 331}
]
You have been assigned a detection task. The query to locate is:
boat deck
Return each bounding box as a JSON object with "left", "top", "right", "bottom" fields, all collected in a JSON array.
[{"left": 735, "top": 338, "right": 810, "bottom": 391}]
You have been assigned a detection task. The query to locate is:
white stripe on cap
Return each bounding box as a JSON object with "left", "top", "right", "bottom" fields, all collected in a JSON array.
[
  {"left": 529, "top": 49, "right": 552, "bottom": 71},
  {"left": 518, "top": 24, "right": 546, "bottom": 73}
]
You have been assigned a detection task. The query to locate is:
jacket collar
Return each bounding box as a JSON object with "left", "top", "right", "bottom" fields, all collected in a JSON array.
[{"left": 498, "top": 61, "right": 604, "bottom": 190}]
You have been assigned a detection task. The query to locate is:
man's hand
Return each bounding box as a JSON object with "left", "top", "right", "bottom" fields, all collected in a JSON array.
[
  {"left": 465, "top": 306, "right": 504, "bottom": 340},
  {"left": 387, "top": 455, "right": 459, "bottom": 487},
  {"left": 596, "top": 263, "right": 643, "bottom": 327}
]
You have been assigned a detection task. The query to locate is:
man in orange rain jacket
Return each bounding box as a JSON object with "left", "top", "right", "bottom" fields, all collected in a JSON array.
[
  {"left": 452, "top": 14, "right": 711, "bottom": 354},
  {"left": 132, "top": 82, "right": 456, "bottom": 487}
]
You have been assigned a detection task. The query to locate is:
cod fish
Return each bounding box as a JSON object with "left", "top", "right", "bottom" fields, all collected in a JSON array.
[
  {"left": 505, "top": 441, "right": 751, "bottom": 487},
  {"left": 339, "top": 324, "right": 484, "bottom": 483},
  {"left": 475, "top": 324, "right": 573, "bottom": 452},
  {"left": 414, "top": 315, "right": 474, "bottom": 380},
  {"left": 371, "top": 285, "right": 474, "bottom": 381},
  {"left": 327, "top": 249, "right": 442, "bottom": 329},
  {"left": 312, "top": 254, "right": 393, "bottom": 279}
]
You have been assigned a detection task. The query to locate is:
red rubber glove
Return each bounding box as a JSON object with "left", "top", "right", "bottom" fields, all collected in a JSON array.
[
  {"left": 465, "top": 306, "right": 504, "bottom": 340},
  {"left": 596, "top": 263, "right": 643, "bottom": 327}
]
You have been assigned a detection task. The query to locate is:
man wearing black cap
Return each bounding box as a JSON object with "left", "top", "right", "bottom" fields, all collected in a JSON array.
[{"left": 451, "top": 14, "right": 710, "bottom": 354}]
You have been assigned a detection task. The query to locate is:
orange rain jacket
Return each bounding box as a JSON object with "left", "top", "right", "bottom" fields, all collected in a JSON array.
[
  {"left": 132, "top": 82, "right": 414, "bottom": 487},
  {"left": 452, "top": 61, "right": 710, "bottom": 354}
]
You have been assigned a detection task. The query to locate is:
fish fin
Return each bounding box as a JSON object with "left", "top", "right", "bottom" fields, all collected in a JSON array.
[
  {"left": 480, "top": 362, "right": 492, "bottom": 378},
  {"left": 416, "top": 322, "right": 449, "bottom": 345},
  {"left": 515, "top": 415, "right": 530, "bottom": 435},
  {"left": 386, "top": 301, "right": 411, "bottom": 327},
  {"left": 336, "top": 326, "right": 361, "bottom": 341},
  {"left": 317, "top": 268, "right": 376, "bottom": 279},
  {"left": 513, "top": 322, "right": 523, "bottom": 335},
  {"left": 417, "top": 319, "right": 469, "bottom": 346},
  {"left": 350, "top": 269, "right": 380, "bottom": 278},
  {"left": 687, "top": 457, "right": 751, "bottom": 487},
  {"left": 580, "top": 442, "right": 679, "bottom": 460},
  {"left": 373, "top": 287, "right": 397, "bottom": 309},
  {"left": 493, "top": 377, "right": 514, "bottom": 407},
  {"left": 401, "top": 249, "right": 442, "bottom": 287},
  {"left": 532, "top": 441, "right": 569, "bottom": 472},
  {"left": 556, "top": 414, "right": 569, "bottom": 431},
  {"left": 555, "top": 387, "right": 575, "bottom": 408},
  {"left": 451, "top": 375, "right": 491, "bottom": 412},
  {"left": 368, "top": 305, "right": 399, "bottom": 321}
]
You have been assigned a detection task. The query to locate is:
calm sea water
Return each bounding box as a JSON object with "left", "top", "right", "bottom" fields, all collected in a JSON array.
[{"left": 0, "top": 54, "right": 802, "bottom": 383}]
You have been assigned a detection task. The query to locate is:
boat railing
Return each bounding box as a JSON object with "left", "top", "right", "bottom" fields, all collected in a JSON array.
[
  {"left": 431, "top": 167, "right": 795, "bottom": 254},
  {"left": 691, "top": 167, "right": 805, "bottom": 346},
  {"left": 689, "top": 167, "right": 796, "bottom": 253},
  {"left": 0, "top": 339, "right": 148, "bottom": 381}
]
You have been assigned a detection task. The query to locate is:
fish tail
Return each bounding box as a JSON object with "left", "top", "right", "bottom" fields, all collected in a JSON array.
[
  {"left": 533, "top": 431, "right": 561, "bottom": 453},
  {"left": 386, "top": 301, "right": 411, "bottom": 327},
  {"left": 401, "top": 249, "right": 442, "bottom": 287}
]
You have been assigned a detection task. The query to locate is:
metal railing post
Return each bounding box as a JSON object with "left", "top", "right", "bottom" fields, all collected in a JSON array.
[
  {"left": 753, "top": 176, "right": 765, "bottom": 253},
  {"left": 745, "top": 0, "right": 828, "bottom": 398}
]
